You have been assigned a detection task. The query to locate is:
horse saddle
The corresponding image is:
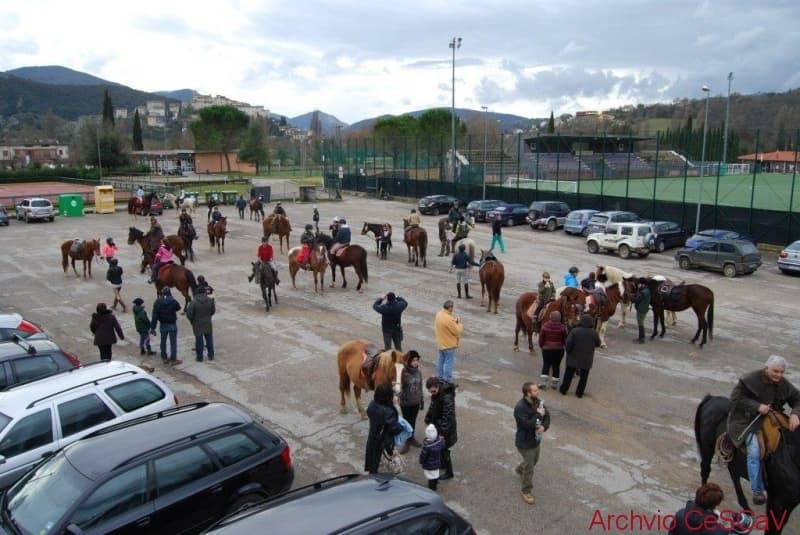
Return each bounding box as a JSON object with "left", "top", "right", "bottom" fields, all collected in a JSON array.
[
  {"left": 70, "top": 240, "right": 83, "bottom": 255},
  {"left": 717, "top": 411, "right": 789, "bottom": 463},
  {"left": 657, "top": 280, "right": 684, "bottom": 305},
  {"left": 586, "top": 289, "right": 608, "bottom": 310},
  {"left": 334, "top": 246, "right": 350, "bottom": 258}
]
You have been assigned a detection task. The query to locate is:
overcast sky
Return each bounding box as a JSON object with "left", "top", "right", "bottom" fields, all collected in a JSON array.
[{"left": 2, "top": 0, "right": 798, "bottom": 124}]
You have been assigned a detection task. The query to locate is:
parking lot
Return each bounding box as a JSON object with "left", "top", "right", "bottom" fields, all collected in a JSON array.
[{"left": 0, "top": 195, "right": 797, "bottom": 534}]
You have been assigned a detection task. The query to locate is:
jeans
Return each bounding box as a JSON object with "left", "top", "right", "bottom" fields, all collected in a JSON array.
[
  {"left": 195, "top": 333, "right": 214, "bottom": 361},
  {"left": 517, "top": 446, "right": 541, "bottom": 494},
  {"left": 160, "top": 324, "right": 178, "bottom": 360},
  {"left": 490, "top": 234, "right": 505, "bottom": 252},
  {"left": 437, "top": 348, "right": 456, "bottom": 384},
  {"left": 746, "top": 432, "right": 764, "bottom": 493},
  {"left": 382, "top": 329, "right": 403, "bottom": 351},
  {"left": 138, "top": 331, "right": 152, "bottom": 351}
]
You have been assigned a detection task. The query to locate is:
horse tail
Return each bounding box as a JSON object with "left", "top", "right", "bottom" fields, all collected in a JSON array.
[
  {"left": 695, "top": 394, "right": 714, "bottom": 453},
  {"left": 707, "top": 294, "right": 714, "bottom": 340},
  {"left": 360, "top": 248, "right": 368, "bottom": 283},
  {"left": 61, "top": 243, "right": 69, "bottom": 272},
  {"left": 419, "top": 231, "right": 427, "bottom": 254},
  {"left": 185, "top": 268, "right": 198, "bottom": 293}
]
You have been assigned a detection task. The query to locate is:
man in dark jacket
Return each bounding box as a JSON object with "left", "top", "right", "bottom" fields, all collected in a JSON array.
[
  {"left": 372, "top": 292, "right": 408, "bottom": 351},
  {"left": 449, "top": 243, "right": 480, "bottom": 299},
  {"left": 631, "top": 277, "right": 651, "bottom": 343},
  {"left": 150, "top": 287, "right": 183, "bottom": 365},
  {"left": 514, "top": 382, "right": 551, "bottom": 505},
  {"left": 186, "top": 286, "right": 216, "bottom": 362},
  {"left": 364, "top": 383, "right": 401, "bottom": 474},
  {"left": 425, "top": 377, "right": 457, "bottom": 481},
  {"left": 726, "top": 355, "right": 800, "bottom": 505},
  {"left": 559, "top": 314, "right": 601, "bottom": 398},
  {"left": 235, "top": 195, "right": 247, "bottom": 219}
]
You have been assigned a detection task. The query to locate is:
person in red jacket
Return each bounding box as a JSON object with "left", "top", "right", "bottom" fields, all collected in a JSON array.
[
  {"left": 537, "top": 311, "right": 567, "bottom": 389},
  {"left": 249, "top": 236, "right": 279, "bottom": 285}
]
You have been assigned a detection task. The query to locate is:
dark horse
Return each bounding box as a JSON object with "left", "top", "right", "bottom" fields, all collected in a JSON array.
[
  {"left": 127, "top": 192, "right": 158, "bottom": 217},
  {"left": 262, "top": 214, "right": 292, "bottom": 253},
  {"left": 127, "top": 227, "right": 186, "bottom": 273},
  {"left": 154, "top": 264, "right": 198, "bottom": 312},
  {"left": 177, "top": 220, "right": 196, "bottom": 262},
  {"left": 60, "top": 239, "right": 101, "bottom": 279},
  {"left": 361, "top": 222, "right": 392, "bottom": 258},
  {"left": 249, "top": 198, "right": 264, "bottom": 222},
  {"left": 315, "top": 233, "right": 369, "bottom": 293},
  {"left": 250, "top": 261, "right": 277, "bottom": 311},
  {"left": 402, "top": 218, "right": 428, "bottom": 268},
  {"left": 478, "top": 250, "right": 504, "bottom": 314},
  {"left": 207, "top": 217, "right": 228, "bottom": 254},
  {"left": 695, "top": 394, "right": 798, "bottom": 534}
]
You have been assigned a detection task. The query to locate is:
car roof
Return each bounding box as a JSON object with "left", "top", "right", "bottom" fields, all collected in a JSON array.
[
  {"left": 0, "top": 313, "right": 24, "bottom": 328},
  {"left": 21, "top": 197, "right": 50, "bottom": 202},
  {"left": 785, "top": 240, "right": 800, "bottom": 250},
  {"left": 0, "top": 337, "right": 61, "bottom": 360},
  {"left": 63, "top": 402, "right": 250, "bottom": 479}
]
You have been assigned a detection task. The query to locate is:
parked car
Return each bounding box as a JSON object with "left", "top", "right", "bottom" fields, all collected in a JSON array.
[
  {"left": 527, "top": 200, "right": 571, "bottom": 231},
  {"left": 0, "top": 336, "right": 80, "bottom": 390},
  {"left": 0, "top": 361, "right": 176, "bottom": 490},
  {"left": 487, "top": 203, "right": 529, "bottom": 226},
  {"left": 417, "top": 195, "right": 462, "bottom": 215},
  {"left": 148, "top": 195, "right": 165, "bottom": 215},
  {"left": 0, "top": 205, "right": 9, "bottom": 226},
  {"left": 584, "top": 210, "right": 639, "bottom": 235},
  {"left": 466, "top": 199, "right": 505, "bottom": 222},
  {"left": 15, "top": 197, "right": 54, "bottom": 223},
  {"left": 646, "top": 221, "right": 690, "bottom": 252},
  {"left": 0, "top": 402, "right": 293, "bottom": 534},
  {"left": 685, "top": 229, "right": 757, "bottom": 249},
  {"left": 204, "top": 473, "right": 474, "bottom": 535},
  {"left": 777, "top": 240, "right": 800, "bottom": 275},
  {"left": 563, "top": 209, "right": 600, "bottom": 236},
  {"left": 0, "top": 313, "right": 45, "bottom": 342},
  {"left": 586, "top": 222, "right": 653, "bottom": 259},
  {"left": 674, "top": 239, "right": 762, "bottom": 277}
]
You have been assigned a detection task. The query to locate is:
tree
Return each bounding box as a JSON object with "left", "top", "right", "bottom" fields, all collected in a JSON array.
[
  {"left": 78, "top": 121, "right": 129, "bottom": 172},
  {"left": 190, "top": 105, "right": 250, "bottom": 171},
  {"left": 373, "top": 115, "right": 418, "bottom": 167},
  {"left": 238, "top": 122, "right": 271, "bottom": 173},
  {"left": 279, "top": 115, "right": 288, "bottom": 126},
  {"left": 102, "top": 89, "right": 115, "bottom": 127},
  {"left": 309, "top": 111, "right": 322, "bottom": 139},
  {"left": 132, "top": 110, "right": 143, "bottom": 151},
  {"left": 547, "top": 111, "right": 555, "bottom": 133}
]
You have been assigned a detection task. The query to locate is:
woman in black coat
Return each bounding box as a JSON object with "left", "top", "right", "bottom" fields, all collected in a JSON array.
[
  {"left": 90, "top": 302, "right": 124, "bottom": 361},
  {"left": 364, "top": 383, "right": 401, "bottom": 474},
  {"left": 424, "top": 377, "right": 458, "bottom": 480},
  {"left": 559, "top": 314, "right": 600, "bottom": 398}
]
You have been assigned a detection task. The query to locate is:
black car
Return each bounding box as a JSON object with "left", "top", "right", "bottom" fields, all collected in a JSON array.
[
  {"left": 204, "top": 474, "right": 475, "bottom": 535},
  {"left": 418, "top": 195, "right": 462, "bottom": 215},
  {"left": 527, "top": 200, "right": 571, "bottom": 231},
  {"left": 0, "top": 402, "right": 294, "bottom": 535},
  {"left": 646, "top": 221, "right": 689, "bottom": 252},
  {"left": 0, "top": 336, "right": 81, "bottom": 389},
  {"left": 487, "top": 203, "right": 529, "bottom": 226},
  {"left": 466, "top": 199, "right": 505, "bottom": 222}
]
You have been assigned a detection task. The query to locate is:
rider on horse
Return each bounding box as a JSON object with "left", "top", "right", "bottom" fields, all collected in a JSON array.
[
  {"left": 581, "top": 272, "right": 608, "bottom": 313},
  {"left": 532, "top": 272, "right": 556, "bottom": 329},
  {"left": 149, "top": 240, "right": 175, "bottom": 284},
  {"left": 563, "top": 266, "right": 580, "bottom": 288},
  {"left": 271, "top": 201, "right": 286, "bottom": 234},
  {"left": 726, "top": 355, "right": 800, "bottom": 505},
  {"left": 360, "top": 342, "right": 383, "bottom": 390},
  {"left": 331, "top": 218, "right": 351, "bottom": 255},
  {"left": 405, "top": 208, "right": 421, "bottom": 240},
  {"left": 249, "top": 236, "right": 280, "bottom": 285},
  {"left": 206, "top": 194, "right": 219, "bottom": 222},
  {"left": 330, "top": 217, "right": 341, "bottom": 240},
  {"left": 149, "top": 216, "right": 164, "bottom": 240},
  {"left": 296, "top": 224, "right": 315, "bottom": 268},
  {"left": 101, "top": 237, "right": 118, "bottom": 261},
  {"left": 447, "top": 202, "right": 461, "bottom": 225},
  {"left": 451, "top": 215, "right": 473, "bottom": 252},
  {"left": 211, "top": 206, "right": 223, "bottom": 223}
]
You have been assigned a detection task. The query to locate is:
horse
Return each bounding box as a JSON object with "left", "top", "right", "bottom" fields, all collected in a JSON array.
[
  {"left": 177, "top": 220, "right": 196, "bottom": 262},
  {"left": 262, "top": 214, "right": 292, "bottom": 253},
  {"left": 287, "top": 242, "right": 329, "bottom": 293},
  {"left": 337, "top": 340, "right": 409, "bottom": 418},
  {"left": 513, "top": 290, "right": 581, "bottom": 353},
  {"left": 250, "top": 261, "right": 277, "bottom": 311},
  {"left": 315, "top": 233, "right": 369, "bottom": 292},
  {"left": 177, "top": 195, "right": 197, "bottom": 216},
  {"left": 402, "top": 218, "right": 428, "bottom": 268},
  {"left": 635, "top": 277, "right": 714, "bottom": 347},
  {"left": 576, "top": 283, "right": 624, "bottom": 348},
  {"left": 249, "top": 198, "right": 264, "bottom": 222},
  {"left": 153, "top": 264, "right": 197, "bottom": 312},
  {"left": 361, "top": 222, "right": 392, "bottom": 258},
  {"left": 695, "top": 394, "right": 799, "bottom": 534},
  {"left": 596, "top": 265, "right": 677, "bottom": 327},
  {"left": 127, "top": 192, "right": 158, "bottom": 217},
  {"left": 207, "top": 217, "right": 228, "bottom": 254},
  {"left": 437, "top": 217, "right": 453, "bottom": 256},
  {"left": 478, "top": 250, "right": 504, "bottom": 313},
  {"left": 161, "top": 192, "right": 177, "bottom": 211},
  {"left": 127, "top": 227, "right": 186, "bottom": 273},
  {"left": 60, "top": 239, "right": 101, "bottom": 279}
]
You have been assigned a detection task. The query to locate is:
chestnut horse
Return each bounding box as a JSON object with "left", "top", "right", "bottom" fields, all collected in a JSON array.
[
  {"left": 60, "top": 239, "right": 101, "bottom": 279},
  {"left": 337, "top": 340, "right": 408, "bottom": 418},
  {"left": 574, "top": 283, "right": 624, "bottom": 348},
  {"left": 262, "top": 214, "right": 292, "bottom": 253},
  {"left": 249, "top": 198, "right": 264, "bottom": 221},
  {"left": 632, "top": 277, "right": 714, "bottom": 347},
  {"left": 478, "top": 250, "right": 505, "bottom": 313},
  {"left": 315, "top": 233, "right": 369, "bottom": 292},
  {"left": 402, "top": 219, "right": 428, "bottom": 267},
  {"left": 287, "top": 242, "right": 329, "bottom": 293},
  {"left": 127, "top": 227, "right": 185, "bottom": 273},
  {"left": 514, "top": 291, "right": 581, "bottom": 353},
  {"left": 154, "top": 264, "right": 198, "bottom": 312},
  {"left": 361, "top": 222, "right": 392, "bottom": 258},
  {"left": 127, "top": 192, "right": 158, "bottom": 217},
  {"left": 596, "top": 265, "right": 677, "bottom": 327},
  {"left": 207, "top": 217, "right": 228, "bottom": 254}
]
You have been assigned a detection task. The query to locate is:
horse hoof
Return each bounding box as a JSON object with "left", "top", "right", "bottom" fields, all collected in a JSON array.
[{"left": 601, "top": 344, "right": 607, "bottom": 349}]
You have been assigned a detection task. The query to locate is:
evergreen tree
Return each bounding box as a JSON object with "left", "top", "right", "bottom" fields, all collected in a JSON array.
[
  {"left": 102, "top": 89, "right": 115, "bottom": 127},
  {"left": 547, "top": 111, "right": 555, "bottom": 133},
  {"left": 189, "top": 105, "right": 250, "bottom": 171},
  {"left": 238, "top": 122, "right": 270, "bottom": 173},
  {"left": 132, "top": 110, "right": 143, "bottom": 151}
]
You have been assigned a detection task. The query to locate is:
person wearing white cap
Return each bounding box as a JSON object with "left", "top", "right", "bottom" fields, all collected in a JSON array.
[
  {"left": 727, "top": 355, "right": 800, "bottom": 505},
  {"left": 418, "top": 424, "right": 445, "bottom": 490},
  {"left": 330, "top": 217, "right": 341, "bottom": 240}
]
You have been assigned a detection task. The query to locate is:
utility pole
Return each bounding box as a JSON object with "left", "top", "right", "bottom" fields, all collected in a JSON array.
[
  {"left": 449, "top": 37, "right": 462, "bottom": 182},
  {"left": 722, "top": 72, "right": 733, "bottom": 164}
]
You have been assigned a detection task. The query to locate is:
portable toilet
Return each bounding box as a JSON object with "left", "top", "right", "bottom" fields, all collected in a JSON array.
[
  {"left": 58, "top": 194, "right": 84, "bottom": 217},
  {"left": 94, "top": 185, "right": 115, "bottom": 214}
]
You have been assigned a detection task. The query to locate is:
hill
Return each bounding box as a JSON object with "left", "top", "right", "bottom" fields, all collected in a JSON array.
[
  {"left": 5, "top": 65, "right": 119, "bottom": 86},
  {"left": 347, "top": 108, "right": 539, "bottom": 134},
  {"left": 288, "top": 110, "right": 347, "bottom": 136},
  {"left": 155, "top": 89, "right": 194, "bottom": 104}
]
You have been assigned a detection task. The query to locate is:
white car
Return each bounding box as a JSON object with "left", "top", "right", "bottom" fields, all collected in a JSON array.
[
  {"left": 0, "top": 361, "right": 177, "bottom": 490},
  {"left": 15, "top": 198, "right": 54, "bottom": 223},
  {"left": 586, "top": 222, "right": 653, "bottom": 259},
  {"left": 778, "top": 240, "right": 800, "bottom": 275},
  {"left": 0, "top": 313, "right": 45, "bottom": 342}
]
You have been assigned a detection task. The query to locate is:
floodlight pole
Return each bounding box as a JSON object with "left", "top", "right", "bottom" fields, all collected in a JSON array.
[
  {"left": 481, "top": 106, "right": 488, "bottom": 200},
  {"left": 722, "top": 72, "right": 733, "bottom": 164},
  {"left": 695, "top": 85, "right": 710, "bottom": 234},
  {"left": 449, "top": 37, "right": 461, "bottom": 182}
]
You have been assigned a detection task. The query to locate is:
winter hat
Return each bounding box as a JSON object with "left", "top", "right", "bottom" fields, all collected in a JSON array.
[
  {"left": 161, "top": 287, "right": 172, "bottom": 296},
  {"left": 425, "top": 424, "right": 438, "bottom": 441},
  {"left": 132, "top": 297, "right": 144, "bottom": 306},
  {"left": 386, "top": 292, "right": 396, "bottom": 302}
]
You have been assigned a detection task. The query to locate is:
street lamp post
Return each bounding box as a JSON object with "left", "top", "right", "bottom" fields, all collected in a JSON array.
[
  {"left": 722, "top": 72, "right": 733, "bottom": 164},
  {"left": 481, "top": 105, "right": 488, "bottom": 200},
  {"left": 695, "top": 85, "right": 711, "bottom": 234},
  {"left": 449, "top": 37, "right": 462, "bottom": 182}
]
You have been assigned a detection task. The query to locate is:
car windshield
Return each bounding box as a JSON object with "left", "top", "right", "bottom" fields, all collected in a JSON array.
[
  {"left": 6, "top": 452, "right": 92, "bottom": 534},
  {"left": 590, "top": 215, "right": 609, "bottom": 224},
  {"left": 787, "top": 241, "right": 800, "bottom": 252},
  {"left": 566, "top": 212, "right": 583, "bottom": 220}
]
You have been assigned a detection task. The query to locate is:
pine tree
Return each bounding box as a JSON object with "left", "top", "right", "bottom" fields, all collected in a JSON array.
[
  {"left": 547, "top": 111, "right": 555, "bottom": 133},
  {"left": 102, "top": 89, "right": 115, "bottom": 127},
  {"left": 132, "top": 110, "right": 143, "bottom": 151}
]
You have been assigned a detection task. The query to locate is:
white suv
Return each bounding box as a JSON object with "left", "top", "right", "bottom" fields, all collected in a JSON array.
[
  {"left": 15, "top": 198, "right": 54, "bottom": 223},
  {"left": 586, "top": 222, "right": 653, "bottom": 259},
  {"left": 0, "top": 361, "right": 177, "bottom": 489}
]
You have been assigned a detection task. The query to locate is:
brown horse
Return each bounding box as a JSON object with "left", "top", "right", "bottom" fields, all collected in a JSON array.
[
  {"left": 262, "top": 214, "right": 292, "bottom": 253},
  {"left": 248, "top": 198, "right": 264, "bottom": 221},
  {"left": 577, "top": 283, "right": 623, "bottom": 348},
  {"left": 315, "top": 234, "right": 369, "bottom": 292},
  {"left": 154, "top": 264, "right": 198, "bottom": 311},
  {"left": 637, "top": 277, "right": 714, "bottom": 347},
  {"left": 60, "top": 239, "right": 101, "bottom": 279},
  {"left": 127, "top": 227, "right": 185, "bottom": 273},
  {"left": 361, "top": 222, "right": 392, "bottom": 258},
  {"left": 513, "top": 292, "right": 538, "bottom": 353},
  {"left": 478, "top": 250, "right": 505, "bottom": 313},
  {"left": 127, "top": 192, "right": 158, "bottom": 217},
  {"left": 402, "top": 219, "right": 428, "bottom": 267},
  {"left": 514, "top": 291, "right": 582, "bottom": 353},
  {"left": 207, "top": 217, "right": 228, "bottom": 254},
  {"left": 287, "top": 242, "right": 329, "bottom": 293},
  {"left": 337, "top": 340, "right": 408, "bottom": 418}
]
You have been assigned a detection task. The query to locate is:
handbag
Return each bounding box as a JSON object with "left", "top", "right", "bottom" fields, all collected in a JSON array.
[{"left": 380, "top": 449, "right": 406, "bottom": 475}]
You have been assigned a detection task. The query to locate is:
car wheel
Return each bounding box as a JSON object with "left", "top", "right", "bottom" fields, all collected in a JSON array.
[
  {"left": 618, "top": 244, "right": 631, "bottom": 259},
  {"left": 723, "top": 263, "right": 737, "bottom": 278},
  {"left": 656, "top": 240, "right": 666, "bottom": 253},
  {"left": 587, "top": 240, "right": 599, "bottom": 254},
  {"left": 546, "top": 219, "right": 557, "bottom": 232},
  {"left": 24, "top": 213, "right": 30, "bottom": 223},
  {"left": 439, "top": 207, "right": 446, "bottom": 215},
  {"left": 48, "top": 216, "right": 55, "bottom": 222},
  {"left": 678, "top": 257, "right": 691, "bottom": 270},
  {"left": 227, "top": 493, "right": 266, "bottom": 515}
]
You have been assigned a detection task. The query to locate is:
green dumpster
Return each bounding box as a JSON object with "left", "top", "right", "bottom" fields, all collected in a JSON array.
[
  {"left": 205, "top": 191, "right": 221, "bottom": 205},
  {"left": 59, "top": 194, "right": 84, "bottom": 217}
]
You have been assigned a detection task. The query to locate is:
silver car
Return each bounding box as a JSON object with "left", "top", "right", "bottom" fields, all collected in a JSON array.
[
  {"left": 778, "top": 240, "right": 800, "bottom": 275},
  {"left": 15, "top": 198, "right": 54, "bottom": 223}
]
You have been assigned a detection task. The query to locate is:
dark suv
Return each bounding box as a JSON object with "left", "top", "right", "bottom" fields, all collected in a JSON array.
[
  {"left": 0, "top": 402, "right": 294, "bottom": 535},
  {"left": 204, "top": 474, "right": 475, "bottom": 534},
  {"left": 527, "top": 201, "right": 571, "bottom": 231},
  {"left": 0, "top": 336, "right": 80, "bottom": 389}
]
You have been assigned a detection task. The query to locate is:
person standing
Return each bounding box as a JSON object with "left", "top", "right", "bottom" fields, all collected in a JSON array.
[
  {"left": 186, "top": 286, "right": 216, "bottom": 362},
  {"left": 312, "top": 205, "right": 320, "bottom": 232},
  {"left": 563, "top": 266, "right": 580, "bottom": 288},
  {"left": 372, "top": 292, "right": 408, "bottom": 350},
  {"left": 538, "top": 311, "right": 567, "bottom": 390},
  {"left": 132, "top": 297, "right": 155, "bottom": 356},
  {"left": 424, "top": 377, "right": 457, "bottom": 480},
  {"left": 90, "top": 303, "right": 124, "bottom": 361},
  {"left": 449, "top": 243, "right": 480, "bottom": 299},
  {"left": 514, "top": 382, "right": 551, "bottom": 505},
  {"left": 434, "top": 300, "right": 463, "bottom": 385},
  {"left": 398, "top": 350, "right": 423, "bottom": 453},
  {"left": 631, "top": 277, "right": 651, "bottom": 344},
  {"left": 532, "top": 272, "right": 556, "bottom": 331},
  {"left": 726, "top": 355, "right": 800, "bottom": 505},
  {"left": 101, "top": 237, "right": 118, "bottom": 262},
  {"left": 150, "top": 287, "right": 182, "bottom": 366},
  {"left": 489, "top": 213, "right": 506, "bottom": 253},
  {"left": 559, "top": 314, "right": 601, "bottom": 398},
  {"left": 364, "top": 382, "right": 402, "bottom": 474},
  {"left": 106, "top": 257, "right": 127, "bottom": 313},
  {"left": 235, "top": 195, "right": 247, "bottom": 219},
  {"left": 419, "top": 424, "right": 445, "bottom": 491}
]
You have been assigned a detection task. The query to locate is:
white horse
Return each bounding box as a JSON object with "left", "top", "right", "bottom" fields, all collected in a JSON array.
[
  {"left": 595, "top": 265, "right": 676, "bottom": 327},
  {"left": 166, "top": 194, "right": 196, "bottom": 217}
]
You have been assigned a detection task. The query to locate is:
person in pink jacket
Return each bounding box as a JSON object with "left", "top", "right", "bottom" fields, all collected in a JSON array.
[
  {"left": 101, "top": 237, "right": 118, "bottom": 261},
  {"left": 149, "top": 241, "right": 174, "bottom": 283}
]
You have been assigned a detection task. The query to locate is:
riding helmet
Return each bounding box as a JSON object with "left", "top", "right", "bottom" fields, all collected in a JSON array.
[
  {"left": 109, "top": 258, "right": 118, "bottom": 265},
  {"left": 340, "top": 219, "right": 346, "bottom": 224},
  {"left": 106, "top": 237, "right": 114, "bottom": 244},
  {"left": 569, "top": 266, "right": 579, "bottom": 274}
]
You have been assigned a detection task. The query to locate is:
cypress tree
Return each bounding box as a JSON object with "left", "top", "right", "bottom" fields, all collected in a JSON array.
[
  {"left": 102, "top": 89, "right": 115, "bottom": 127},
  {"left": 547, "top": 111, "right": 555, "bottom": 133},
  {"left": 132, "top": 110, "right": 143, "bottom": 151}
]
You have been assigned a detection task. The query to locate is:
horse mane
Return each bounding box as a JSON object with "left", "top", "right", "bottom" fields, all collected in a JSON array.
[
  {"left": 374, "top": 351, "right": 397, "bottom": 385},
  {"left": 315, "top": 233, "right": 333, "bottom": 248}
]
